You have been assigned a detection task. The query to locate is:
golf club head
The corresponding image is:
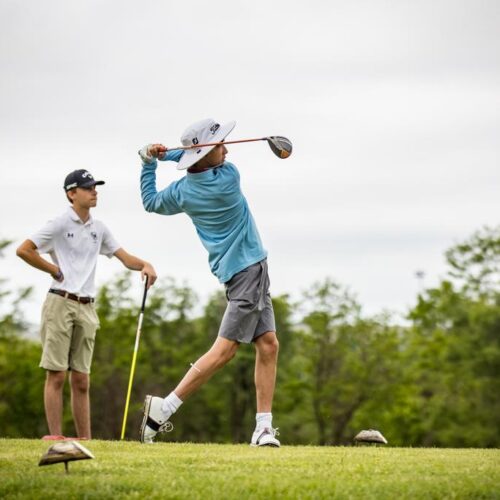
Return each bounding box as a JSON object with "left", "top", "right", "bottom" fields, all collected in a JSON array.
[
  {"left": 267, "top": 136, "right": 293, "bottom": 159},
  {"left": 39, "top": 441, "right": 95, "bottom": 466}
]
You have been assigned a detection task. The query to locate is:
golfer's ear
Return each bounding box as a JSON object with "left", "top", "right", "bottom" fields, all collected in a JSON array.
[{"left": 66, "top": 188, "right": 77, "bottom": 204}]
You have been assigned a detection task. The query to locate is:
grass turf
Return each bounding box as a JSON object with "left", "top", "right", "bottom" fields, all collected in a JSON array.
[{"left": 0, "top": 439, "right": 499, "bottom": 499}]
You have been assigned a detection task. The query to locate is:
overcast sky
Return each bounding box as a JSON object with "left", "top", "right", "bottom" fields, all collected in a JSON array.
[{"left": 1, "top": 0, "right": 499, "bottom": 324}]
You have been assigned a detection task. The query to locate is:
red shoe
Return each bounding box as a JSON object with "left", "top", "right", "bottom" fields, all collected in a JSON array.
[{"left": 41, "top": 435, "right": 65, "bottom": 441}]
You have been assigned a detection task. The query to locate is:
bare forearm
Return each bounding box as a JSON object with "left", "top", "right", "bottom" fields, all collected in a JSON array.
[
  {"left": 16, "top": 247, "right": 59, "bottom": 277},
  {"left": 114, "top": 248, "right": 157, "bottom": 287},
  {"left": 121, "top": 253, "right": 147, "bottom": 271}
]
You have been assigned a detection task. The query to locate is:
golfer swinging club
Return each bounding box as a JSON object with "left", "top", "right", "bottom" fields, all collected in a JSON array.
[{"left": 138, "top": 118, "right": 280, "bottom": 446}]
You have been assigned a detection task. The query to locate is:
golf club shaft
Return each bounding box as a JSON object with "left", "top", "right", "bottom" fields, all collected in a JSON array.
[
  {"left": 120, "top": 276, "right": 149, "bottom": 440},
  {"left": 168, "top": 137, "right": 267, "bottom": 151},
  {"left": 120, "top": 348, "right": 139, "bottom": 440}
]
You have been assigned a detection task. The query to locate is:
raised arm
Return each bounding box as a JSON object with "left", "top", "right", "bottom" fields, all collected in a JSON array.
[{"left": 139, "top": 144, "right": 184, "bottom": 215}]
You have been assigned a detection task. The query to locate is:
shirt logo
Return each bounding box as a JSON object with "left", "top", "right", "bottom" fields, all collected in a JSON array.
[
  {"left": 66, "top": 233, "right": 74, "bottom": 238},
  {"left": 90, "top": 232, "right": 97, "bottom": 241}
]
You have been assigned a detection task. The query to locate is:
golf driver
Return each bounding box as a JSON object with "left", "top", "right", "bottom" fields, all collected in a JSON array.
[
  {"left": 120, "top": 276, "right": 149, "bottom": 440},
  {"left": 168, "top": 136, "right": 293, "bottom": 159}
]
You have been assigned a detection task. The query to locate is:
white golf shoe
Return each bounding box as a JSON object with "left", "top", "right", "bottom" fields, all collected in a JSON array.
[
  {"left": 251, "top": 427, "right": 280, "bottom": 447},
  {"left": 140, "top": 395, "right": 173, "bottom": 444}
]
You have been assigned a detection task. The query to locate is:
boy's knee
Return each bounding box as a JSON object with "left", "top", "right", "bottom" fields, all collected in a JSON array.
[
  {"left": 220, "top": 344, "right": 238, "bottom": 364},
  {"left": 46, "top": 370, "right": 66, "bottom": 390},
  {"left": 213, "top": 342, "right": 238, "bottom": 367},
  {"left": 267, "top": 337, "right": 279, "bottom": 357},
  {"left": 207, "top": 338, "right": 239, "bottom": 369},
  {"left": 258, "top": 334, "right": 279, "bottom": 358},
  {"left": 71, "top": 372, "right": 90, "bottom": 393}
]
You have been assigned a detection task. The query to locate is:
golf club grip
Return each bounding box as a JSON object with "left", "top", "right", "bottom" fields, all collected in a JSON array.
[{"left": 141, "top": 276, "right": 149, "bottom": 312}]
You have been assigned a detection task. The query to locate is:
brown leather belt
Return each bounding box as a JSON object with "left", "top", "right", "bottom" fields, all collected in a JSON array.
[{"left": 49, "top": 288, "right": 95, "bottom": 304}]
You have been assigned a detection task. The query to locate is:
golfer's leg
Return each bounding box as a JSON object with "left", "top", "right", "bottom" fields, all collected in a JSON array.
[
  {"left": 69, "top": 304, "right": 97, "bottom": 439},
  {"left": 174, "top": 337, "right": 239, "bottom": 400},
  {"left": 44, "top": 370, "right": 66, "bottom": 435},
  {"left": 254, "top": 331, "right": 279, "bottom": 412},
  {"left": 70, "top": 371, "right": 91, "bottom": 438}
]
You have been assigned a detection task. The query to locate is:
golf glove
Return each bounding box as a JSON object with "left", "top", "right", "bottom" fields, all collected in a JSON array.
[{"left": 138, "top": 144, "right": 156, "bottom": 164}]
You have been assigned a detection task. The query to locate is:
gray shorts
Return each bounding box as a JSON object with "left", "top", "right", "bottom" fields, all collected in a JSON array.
[{"left": 218, "top": 259, "right": 276, "bottom": 344}]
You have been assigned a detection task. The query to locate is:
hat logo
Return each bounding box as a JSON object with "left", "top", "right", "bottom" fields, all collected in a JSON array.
[
  {"left": 210, "top": 123, "right": 220, "bottom": 134},
  {"left": 192, "top": 137, "right": 199, "bottom": 145},
  {"left": 82, "top": 171, "right": 93, "bottom": 179}
]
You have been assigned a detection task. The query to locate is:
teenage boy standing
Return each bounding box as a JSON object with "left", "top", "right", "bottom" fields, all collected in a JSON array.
[{"left": 17, "top": 169, "right": 157, "bottom": 439}]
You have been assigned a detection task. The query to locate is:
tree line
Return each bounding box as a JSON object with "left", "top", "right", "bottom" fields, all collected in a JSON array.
[{"left": 0, "top": 227, "right": 499, "bottom": 447}]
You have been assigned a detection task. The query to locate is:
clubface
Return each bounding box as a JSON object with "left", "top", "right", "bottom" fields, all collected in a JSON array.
[{"left": 267, "top": 136, "right": 293, "bottom": 159}]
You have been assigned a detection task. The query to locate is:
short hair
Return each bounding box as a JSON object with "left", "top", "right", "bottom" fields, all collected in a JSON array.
[{"left": 66, "top": 189, "right": 76, "bottom": 204}]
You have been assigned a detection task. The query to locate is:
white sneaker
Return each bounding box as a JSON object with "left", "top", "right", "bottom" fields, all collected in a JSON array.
[
  {"left": 250, "top": 427, "right": 280, "bottom": 447},
  {"left": 140, "top": 395, "right": 173, "bottom": 444}
]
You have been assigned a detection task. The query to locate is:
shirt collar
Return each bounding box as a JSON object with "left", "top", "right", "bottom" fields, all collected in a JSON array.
[
  {"left": 66, "top": 207, "right": 93, "bottom": 226},
  {"left": 186, "top": 164, "right": 224, "bottom": 181}
]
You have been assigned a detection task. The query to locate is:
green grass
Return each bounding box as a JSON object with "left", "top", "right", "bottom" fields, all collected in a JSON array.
[{"left": 0, "top": 440, "right": 499, "bottom": 499}]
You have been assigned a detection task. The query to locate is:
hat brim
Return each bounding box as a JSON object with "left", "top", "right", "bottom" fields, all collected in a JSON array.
[
  {"left": 176, "top": 121, "right": 236, "bottom": 171},
  {"left": 80, "top": 180, "right": 105, "bottom": 188}
]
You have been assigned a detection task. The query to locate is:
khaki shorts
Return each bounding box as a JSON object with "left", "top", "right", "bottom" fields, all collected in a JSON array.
[{"left": 39, "top": 293, "right": 100, "bottom": 374}]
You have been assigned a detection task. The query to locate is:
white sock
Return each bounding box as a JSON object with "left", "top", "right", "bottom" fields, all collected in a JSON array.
[
  {"left": 256, "top": 412, "right": 272, "bottom": 430},
  {"left": 162, "top": 391, "right": 183, "bottom": 417}
]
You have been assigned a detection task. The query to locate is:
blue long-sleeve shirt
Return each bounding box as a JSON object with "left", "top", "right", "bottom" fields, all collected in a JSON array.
[{"left": 140, "top": 151, "right": 267, "bottom": 283}]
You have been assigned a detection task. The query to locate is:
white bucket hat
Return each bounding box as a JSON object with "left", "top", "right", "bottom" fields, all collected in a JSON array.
[{"left": 176, "top": 118, "right": 236, "bottom": 170}]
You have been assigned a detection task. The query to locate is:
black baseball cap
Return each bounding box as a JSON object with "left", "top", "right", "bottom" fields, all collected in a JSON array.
[{"left": 64, "top": 170, "right": 105, "bottom": 192}]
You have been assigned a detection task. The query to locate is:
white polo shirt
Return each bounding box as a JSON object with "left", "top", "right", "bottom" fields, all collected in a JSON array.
[{"left": 30, "top": 207, "right": 121, "bottom": 297}]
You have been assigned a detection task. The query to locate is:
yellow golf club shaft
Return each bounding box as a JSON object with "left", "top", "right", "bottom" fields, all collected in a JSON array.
[{"left": 121, "top": 277, "right": 148, "bottom": 440}]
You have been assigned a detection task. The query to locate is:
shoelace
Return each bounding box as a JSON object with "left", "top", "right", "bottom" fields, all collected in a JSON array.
[
  {"left": 259, "top": 427, "right": 279, "bottom": 437},
  {"left": 158, "top": 421, "right": 174, "bottom": 433}
]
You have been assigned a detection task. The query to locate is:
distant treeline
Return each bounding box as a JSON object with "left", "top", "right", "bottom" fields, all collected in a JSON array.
[{"left": 1, "top": 227, "right": 499, "bottom": 447}]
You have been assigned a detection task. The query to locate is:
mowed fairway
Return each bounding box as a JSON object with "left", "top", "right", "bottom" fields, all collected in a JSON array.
[{"left": 0, "top": 439, "right": 498, "bottom": 499}]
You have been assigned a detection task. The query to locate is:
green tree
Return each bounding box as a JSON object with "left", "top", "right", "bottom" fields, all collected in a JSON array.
[
  {"left": 295, "top": 279, "right": 405, "bottom": 445},
  {"left": 405, "top": 226, "right": 500, "bottom": 447},
  {"left": 446, "top": 225, "right": 500, "bottom": 298},
  {"left": 0, "top": 239, "right": 45, "bottom": 438}
]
